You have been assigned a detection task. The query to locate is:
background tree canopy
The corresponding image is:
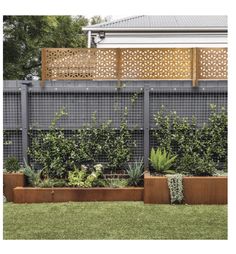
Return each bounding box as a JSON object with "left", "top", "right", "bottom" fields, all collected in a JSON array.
[{"left": 3, "top": 15, "right": 106, "bottom": 80}]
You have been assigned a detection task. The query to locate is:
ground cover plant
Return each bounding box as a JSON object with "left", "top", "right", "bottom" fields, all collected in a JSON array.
[{"left": 3, "top": 202, "right": 227, "bottom": 240}]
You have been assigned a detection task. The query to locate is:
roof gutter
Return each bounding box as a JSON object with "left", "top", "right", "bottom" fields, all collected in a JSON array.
[{"left": 82, "top": 27, "right": 227, "bottom": 32}]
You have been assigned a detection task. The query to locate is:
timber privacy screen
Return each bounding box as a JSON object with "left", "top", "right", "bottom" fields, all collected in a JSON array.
[
  {"left": 42, "top": 48, "right": 228, "bottom": 86},
  {"left": 3, "top": 47, "right": 228, "bottom": 168}
]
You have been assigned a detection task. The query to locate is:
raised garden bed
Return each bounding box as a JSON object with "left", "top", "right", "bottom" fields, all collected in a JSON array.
[
  {"left": 13, "top": 187, "right": 144, "bottom": 203},
  {"left": 144, "top": 172, "right": 227, "bottom": 204},
  {"left": 3, "top": 173, "right": 25, "bottom": 202}
]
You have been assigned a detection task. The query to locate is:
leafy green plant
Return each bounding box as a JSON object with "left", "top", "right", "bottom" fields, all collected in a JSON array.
[
  {"left": 167, "top": 174, "right": 184, "bottom": 204},
  {"left": 23, "top": 160, "right": 41, "bottom": 187},
  {"left": 126, "top": 158, "right": 144, "bottom": 186},
  {"left": 153, "top": 105, "right": 227, "bottom": 172},
  {"left": 149, "top": 148, "right": 177, "bottom": 174},
  {"left": 68, "top": 167, "right": 87, "bottom": 187},
  {"left": 38, "top": 178, "right": 67, "bottom": 188},
  {"left": 75, "top": 111, "right": 133, "bottom": 170},
  {"left": 104, "top": 178, "right": 129, "bottom": 188},
  {"left": 4, "top": 156, "right": 21, "bottom": 172},
  {"left": 29, "top": 108, "right": 81, "bottom": 179},
  {"left": 201, "top": 104, "right": 227, "bottom": 170},
  {"left": 74, "top": 113, "right": 114, "bottom": 163},
  {"left": 68, "top": 164, "right": 103, "bottom": 187},
  {"left": 105, "top": 112, "right": 133, "bottom": 169},
  {"left": 177, "top": 153, "right": 216, "bottom": 176}
]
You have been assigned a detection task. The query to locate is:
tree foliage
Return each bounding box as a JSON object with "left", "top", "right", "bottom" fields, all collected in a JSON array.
[{"left": 3, "top": 15, "right": 105, "bottom": 80}]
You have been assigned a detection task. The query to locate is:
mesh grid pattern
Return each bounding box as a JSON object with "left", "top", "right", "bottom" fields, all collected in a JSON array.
[
  {"left": 150, "top": 88, "right": 227, "bottom": 128},
  {"left": 29, "top": 88, "right": 143, "bottom": 129},
  {"left": 3, "top": 92, "right": 21, "bottom": 129},
  {"left": 3, "top": 130, "right": 23, "bottom": 163},
  {"left": 3, "top": 80, "right": 227, "bottom": 164}
]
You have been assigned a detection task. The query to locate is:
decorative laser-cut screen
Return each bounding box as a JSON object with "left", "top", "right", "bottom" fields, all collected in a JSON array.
[
  {"left": 42, "top": 48, "right": 228, "bottom": 83},
  {"left": 197, "top": 48, "right": 228, "bottom": 80},
  {"left": 121, "top": 48, "right": 192, "bottom": 79}
]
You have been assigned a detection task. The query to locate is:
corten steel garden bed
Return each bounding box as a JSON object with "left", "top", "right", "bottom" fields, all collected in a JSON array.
[
  {"left": 3, "top": 173, "right": 25, "bottom": 202},
  {"left": 13, "top": 187, "right": 144, "bottom": 203},
  {"left": 144, "top": 172, "right": 227, "bottom": 204}
]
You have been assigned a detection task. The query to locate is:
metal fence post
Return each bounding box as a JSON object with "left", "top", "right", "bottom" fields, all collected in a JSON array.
[
  {"left": 144, "top": 85, "right": 150, "bottom": 170},
  {"left": 21, "top": 82, "right": 30, "bottom": 164}
]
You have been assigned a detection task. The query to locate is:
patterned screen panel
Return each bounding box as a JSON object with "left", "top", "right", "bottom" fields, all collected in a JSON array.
[
  {"left": 121, "top": 48, "right": 192, "bottom": 79},
  {"left": 197, "top": 48, "right": 228, "bottom": 80},
  {"left": 42, "top": 48, "right": 228, "bottom": 82},
  {"left": 44, "top": 48, "right": 117, "bottom": 80}
]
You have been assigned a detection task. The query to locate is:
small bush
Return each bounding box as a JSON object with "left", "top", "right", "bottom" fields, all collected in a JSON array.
[
  {"left": 29, "top": 109, "right": 81, "bottom": 179},
  {"left": 177, "top": 153, "right": 216, "bottom": 176},
  {"left": 4, "top": 156, "right": 20, "bottom": 172},
  {"left": 153, "top": 105, "right": 227, "bottom": 173},
  {"left": 126, "top": 158, "right": 144, "bottom": 186},
  {"left": 23, "top": 160, "right": 41, "bottom": 187},
  {"left": 68, "top": 164, "right": 103, "bottom": 187},
  {"left": 149, "top": 148, "right": 177, "bottom": 174}
]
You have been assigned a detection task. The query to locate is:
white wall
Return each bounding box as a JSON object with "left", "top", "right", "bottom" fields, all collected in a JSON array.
[{"left": 94, "top": 32, "right": 227, "bottom": 48}]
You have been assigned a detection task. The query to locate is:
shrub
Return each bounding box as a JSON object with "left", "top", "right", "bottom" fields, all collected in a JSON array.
[
  {"left": 201, "top": 104, "right": 227, "bottom": 170},
  {"left": 74, "top": 113, "right": 114, "bottom": 163},
  {"left": 68, "top": 164, "right": 103, "bottom": 187},
  {"left": 153, "top": 105, "right": 227, "bottom": 172},
  {"left": 74, "top": 111, "right": 133, "bottom": 170},
  {"left": 167, "top": 174, "right": 184, "bottom": 204},
  {"left": 126, "top": 158, "right": 144, "bottom": 186},
  {"left": 29, "top": 109, "right": 81, "bottom": 179},
  {"left": 177, "top": 153, "right": 216, "bottom": 176},
  {"left": 4, "top": 156, "right": 20, "bottom": 172},
  {"left": 149, "top": 148, "right": 177, "bottom": 174}
]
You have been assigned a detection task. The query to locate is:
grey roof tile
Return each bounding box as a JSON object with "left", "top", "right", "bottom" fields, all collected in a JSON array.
[{"left": 85, "top": 15, "right": 227, "bottom": 29}]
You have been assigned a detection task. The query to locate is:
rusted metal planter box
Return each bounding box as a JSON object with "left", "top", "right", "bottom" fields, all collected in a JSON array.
[
  {"left": 13, "top": 187, "right": 144, "bottom": 203},
  {"left": 144, "top": 172, "right": 227, "bottom": 204},
  {"left": 3, "top": 173, "right": 25, "bottom": 202}
]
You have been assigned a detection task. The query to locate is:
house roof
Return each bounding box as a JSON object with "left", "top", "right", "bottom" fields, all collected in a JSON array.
[{"left": 83, "top": 15, "right": 227, "bottom": 32}]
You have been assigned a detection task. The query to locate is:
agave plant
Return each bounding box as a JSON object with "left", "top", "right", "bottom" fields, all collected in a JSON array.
[
  {"left": 23, "top": 159, "right": 42, "bottom": 187},
  {"left": 149, "top": 148, "right": 177, "bottom": 174},
  {"left": 126, "top": 158, "right": 144, "bottom": 186}
]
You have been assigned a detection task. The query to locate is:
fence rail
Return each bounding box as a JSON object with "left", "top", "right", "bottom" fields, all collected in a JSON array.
[{"left": 42, "top": 48, "right": 228, "bottom": 86}]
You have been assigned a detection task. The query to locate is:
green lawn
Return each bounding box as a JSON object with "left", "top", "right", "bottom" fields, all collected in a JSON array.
[{"left": 3, "top": 202, "right": 227, "bottom": 240}]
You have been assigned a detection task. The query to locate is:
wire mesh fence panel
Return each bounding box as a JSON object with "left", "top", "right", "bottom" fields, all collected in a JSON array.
[
  {"left": 3, "top": 92, "right": 21, "bottom": 129},
  {"left": 3, "top": 80, "right": 227, "bottom": 167},
  {"left": 3, "top": 130, "right": 23, "bottom": 163},
  {"left": 29, "top": 84, "right": 144, "bottom": 130},
  {"left": 149, "top": 81, "right": 227, "bottom": 128}
]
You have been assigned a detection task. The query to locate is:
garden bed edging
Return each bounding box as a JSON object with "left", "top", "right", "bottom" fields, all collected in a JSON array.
[
  {"left": 144, "top": 172, "right": 227, "bottom": 204},
  {"left": 13, "top": 187, "right": 144, "bottom": 203},
  {"left": 3, "top": 173, "right": 25, "bottom": 202}
]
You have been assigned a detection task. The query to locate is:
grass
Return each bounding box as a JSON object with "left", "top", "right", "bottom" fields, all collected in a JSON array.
[{"left": 3, "top": 202, "right": 227, "bottom": 240}]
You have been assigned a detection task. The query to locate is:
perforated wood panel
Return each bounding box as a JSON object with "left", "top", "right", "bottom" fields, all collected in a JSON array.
[
  {"left": 42, "top": 48, "right": 228, "bottom": 83},
  {"left": 121, "top": 48, "right": 192, "bottom": 79},
  {"left": 197, "top": 48, "right": 228, "bottom": 80},
  {"left": 43, "top": 48, "right": 117, "bottom": 80}
]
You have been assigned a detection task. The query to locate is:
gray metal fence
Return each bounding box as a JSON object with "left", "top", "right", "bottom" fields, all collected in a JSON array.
[{"left": 3, "top": 80, "right": 227, "bottom": 168}]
